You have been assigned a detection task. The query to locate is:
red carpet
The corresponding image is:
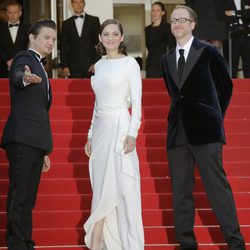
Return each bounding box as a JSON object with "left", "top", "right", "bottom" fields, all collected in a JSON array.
[{"left": 0, "top": 78, "right": 250, "bottom": 249}]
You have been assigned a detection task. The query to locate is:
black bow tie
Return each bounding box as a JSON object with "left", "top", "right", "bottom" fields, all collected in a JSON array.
[
  {"left": 9, "top": 23, "right": 19, "bottom": 28},
  {"left": 74, "top": 14, "right": 84, "bottom": 19}
]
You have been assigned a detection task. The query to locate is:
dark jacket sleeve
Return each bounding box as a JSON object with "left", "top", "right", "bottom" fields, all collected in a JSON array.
[
  {"left": 209, "top": 46, "right": 233, "bottom": 116},
  {"left": 92, "top": 16, "right": 101, "bottom": 63}
]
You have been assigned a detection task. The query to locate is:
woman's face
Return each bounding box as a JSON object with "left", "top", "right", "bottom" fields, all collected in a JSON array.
[
  {"left": 99, "top": 23, "right": 124, "bottom": 53},
  {"left": 151, "top": 4, "right": 165, "bottom": 23}
]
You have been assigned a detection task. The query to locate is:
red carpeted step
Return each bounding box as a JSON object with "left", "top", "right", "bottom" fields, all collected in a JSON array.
[
  {"left": 48, "top": 78, "right": 250, "bottom": 93},
  {"left": 1, "top": 208, "right": 250, "bottom": 229},
  {"left": 1, "top": 177, "right": 250, "bottom": 194},
  {"left": 2, "top": 106, "right": 250, "bottom": 120},
  {"left": 2, "top": 147, "right": 250, "bottom": 163},
  {"left": 42, "top": 147, "right": 250, "bottom": 162},
  {"left": 0, "top": 132, "right": 242, "bottom": 149},
  {"left": 1, "top": 78, "right": 250, "bottom": 93},
  {"left": 1, "top": 193, "right": 250, "bottom": 211},
  {"left": 49, "top": 132, "right": 250, "bottom": 147},
  {"left": 2, "top": 161, "right": 250, "bottom": 180},
  {"left": 2, "top": 120, "right": 250, "bottom": 135},
  {"left": 0, "top": 226, "right": 249, "bottom": 246},
  {"left": 2, "top": 91, "right": 250, "bottom": 106}
]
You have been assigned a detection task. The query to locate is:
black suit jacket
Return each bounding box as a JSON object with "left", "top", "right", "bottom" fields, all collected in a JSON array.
[
  {"left": 60, "top": 14, "right": 100, "bottom": 77},
  {"left": 0, "top": 22, "right": 30, "bottom": 78},
  {"left": 1, "top": 50, "right": 53, "bottom": 153},
  {"left": 162, "top": 38, "right": 232, "bottom": 148}
]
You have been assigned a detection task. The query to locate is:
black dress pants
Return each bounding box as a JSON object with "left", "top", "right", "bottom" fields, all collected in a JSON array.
[
  {"left": 5, "top": 143, "right": 44, "bottom": 250},
  {"left": 167, "top": 129, "right": 245, "bottom": 250}
]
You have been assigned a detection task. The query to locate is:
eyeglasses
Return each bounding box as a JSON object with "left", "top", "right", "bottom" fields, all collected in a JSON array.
[{"left": 170, "top": 18, "right": 193, "bottom": 24}]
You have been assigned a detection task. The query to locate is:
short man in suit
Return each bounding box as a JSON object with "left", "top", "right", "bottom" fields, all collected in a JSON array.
[
  {"left": 0, "top": 0, "right": 30, "bottom": 78},
  {"left": 0, "top": 19, "right": 56, "bottom": 250},
  {"left": 161, "top": 5, "right": 245, "bottom": 250},
  {"left": 60, "top": 0, "right": 100, "bottom": 78}
]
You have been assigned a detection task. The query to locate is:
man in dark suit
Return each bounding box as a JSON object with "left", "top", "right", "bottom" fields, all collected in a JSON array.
[
  {"left": 60, "top": 0, "right": 100, "bottom": 78},
  {"left": 161, "top": 5, "right": 245, "bottom": 250},
  {"left": 0, "top": 0, "right": 30, "bottom": 78},
  {"left": 0, "top": 19, "right": 56, "bottom": 250},
  {"left": 224, "top": 0, "right": 250, "bottom": 78}
]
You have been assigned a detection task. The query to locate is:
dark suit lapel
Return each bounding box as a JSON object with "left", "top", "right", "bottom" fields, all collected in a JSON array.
[
  {"left": 81, "top": 14, "right": 89, "bottom": 38},
  {"left": 28, "top": 50, "right": 50, "bottom": 105},
  {"left": 180, "top": 39, "right": 204, "bottom": 89},
  {"left": 69, "top": 17, "right": 80, "bottom": 38},
  {"left": 15, "top": 24, "right": 24, "bottom": 46},
  {"left": 4, "top": 23, "right": 14, "bottom": 46},
  {"left": 167, "top": 49, "right": 179, "bottom": 88}
]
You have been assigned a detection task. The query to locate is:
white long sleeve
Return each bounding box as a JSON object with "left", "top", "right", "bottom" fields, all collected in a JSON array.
[{"left": 126, "top": 59, "right": 142, "bottom": 138}]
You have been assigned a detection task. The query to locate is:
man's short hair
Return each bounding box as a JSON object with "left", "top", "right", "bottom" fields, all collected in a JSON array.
[
  {"left": 5, "top": 0, "right": 22, "bottom": 9},
  {"left": 29, "top": 19, "right": 56, "bottom": 38},
  {"left": 173, "top": 5, "right": 198, "bottom": 24}
]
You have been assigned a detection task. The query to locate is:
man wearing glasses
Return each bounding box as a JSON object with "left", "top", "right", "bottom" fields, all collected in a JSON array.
[{"left": 161, "top": 5, "right": 245, "bottom": 250}]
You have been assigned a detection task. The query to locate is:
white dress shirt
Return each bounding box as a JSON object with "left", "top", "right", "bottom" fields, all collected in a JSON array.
[
  {"left": 176, "top": 36, "right": 194, "bottom": 67},
  {"left": 8, "top": 21, "right": 20, "bottom": 43},
  {"left": 74, "top": 12, "right": 85, "bottom": 37}
]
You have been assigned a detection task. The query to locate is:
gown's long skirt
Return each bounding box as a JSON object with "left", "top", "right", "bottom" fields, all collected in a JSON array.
[{"left": 84, "top": 108, "right": 144, "bottom": 250}]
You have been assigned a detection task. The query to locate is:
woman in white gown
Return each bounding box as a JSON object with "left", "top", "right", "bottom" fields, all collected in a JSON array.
[{"left": 83, "top": 19, "right": 144, "bottom": 250}]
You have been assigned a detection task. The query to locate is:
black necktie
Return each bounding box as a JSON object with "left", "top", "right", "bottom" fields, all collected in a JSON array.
[
  {"left": 74, "top": 14, "right": 84, "bottom": 19},
  {"left": 9, "top": 23, "right": 19, "bottom": 28},
  {"left": 178, "top": 49, "right": 185, "bottom": 81}
]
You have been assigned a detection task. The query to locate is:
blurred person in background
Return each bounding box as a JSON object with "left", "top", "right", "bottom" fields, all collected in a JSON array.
[
  {"left": 224, "top": 0, "right": 250, "bottom": 78},
  {"left": 0, "top": 0, "right": 30, "bottom": 78},
  {"left": 145, "top": 1, "right": 175, "bottom": 78},
  {"left": 60, "top": 0, "right": 100, "bottom": 78},
  {"left": 185, "top": 0, "right": 227, "bottom": 51}
]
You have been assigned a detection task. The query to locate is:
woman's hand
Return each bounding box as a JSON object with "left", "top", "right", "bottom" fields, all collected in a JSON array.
[
  {"left": 123, "top": 135, "right": 136, "bottom": 154},
  {"left": 84, "top": 139, "right": 91, "bottom": 157}
]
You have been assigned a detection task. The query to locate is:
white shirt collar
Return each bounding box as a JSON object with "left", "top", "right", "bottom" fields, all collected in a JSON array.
[
  {"left": 8, "top": 21, "right": 20, "bottom": 26},
  {"left": 74, "top": 12, "right": 85, "bottom": 17},
  {"left": 176, "top": 36, "right": 194, "bottom": 61},
  {"left": 28, "top": 48, "right": 43, "bottom": 60}
]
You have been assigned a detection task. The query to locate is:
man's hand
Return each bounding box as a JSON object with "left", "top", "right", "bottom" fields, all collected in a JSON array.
[
  {"left": 23, "top": 65, "right": 42, "bottom": 84},
  {"left": 42, "top": 155, "right": 51, "bottom": 173},
  {"left": 62, "top": 67, "right": 70, "bottom": 78}
]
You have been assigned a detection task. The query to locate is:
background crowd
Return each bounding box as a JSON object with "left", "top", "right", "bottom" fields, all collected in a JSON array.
[{"left": 0, "top": 0, "right": 250, "bottom": 79}]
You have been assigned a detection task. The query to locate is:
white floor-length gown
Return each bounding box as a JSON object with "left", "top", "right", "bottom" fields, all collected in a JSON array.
[{"left": 83, "top": 56, "right": 144, "bottom": 250}]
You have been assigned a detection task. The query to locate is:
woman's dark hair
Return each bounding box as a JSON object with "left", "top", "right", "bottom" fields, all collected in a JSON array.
[
  {"left": 29, "top": 19, "right": 56, "bottom": 38},
  {"left": 152, "top": 1, "right": 167, "bottom": 22},
  {"left": 96, "top": 19, "right": 127, "bottom": 56}
]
